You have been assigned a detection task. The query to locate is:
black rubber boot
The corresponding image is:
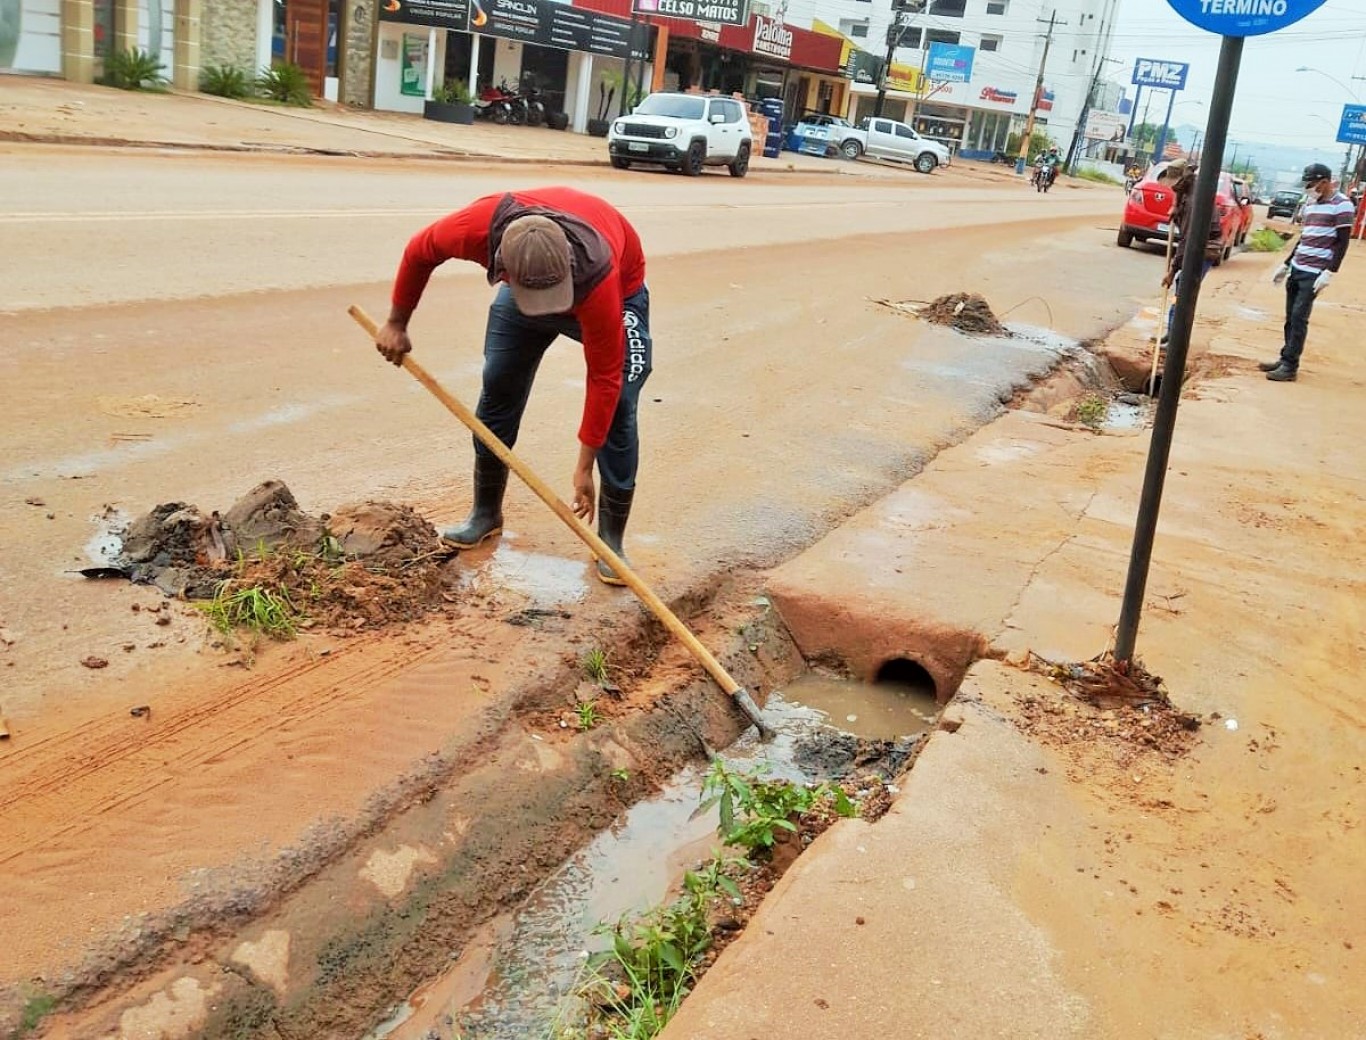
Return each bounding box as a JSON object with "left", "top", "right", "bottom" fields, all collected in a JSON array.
[
  {"left": 1265, "top": 365, "right": 1297, "bottom": 383},
  {"left": 442, "top": 456, "right": 508, "bottom": 548},
  {"left": 1258, "top": 359, "right": 1284, "bottom": 372},
  {"left": 594, "top": 486, "right": 634, "bottom": 587}
]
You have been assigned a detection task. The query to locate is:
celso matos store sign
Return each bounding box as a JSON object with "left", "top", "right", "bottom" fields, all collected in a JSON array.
[
  {"left": 632, "top": 0, "right": 749, "bottom": 27},
  {"left": 752, "top": 15, "right": 793, "bottom": 62},
  {"left": 1132, "top": 58, "right": 1189, "bottom": 90}
]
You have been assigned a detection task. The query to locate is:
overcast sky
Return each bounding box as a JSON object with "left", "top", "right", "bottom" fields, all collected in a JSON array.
[{"left": 1098, "top": 0, "right": 1366, "bottom": 150}]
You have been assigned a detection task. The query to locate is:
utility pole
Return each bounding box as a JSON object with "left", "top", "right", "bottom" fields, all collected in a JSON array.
[
  {"left": 1016, "top": 8, "right": 1063, "bottom": 174},
  {"left": 1065, "top": 1, "right": 1118, "bottom": 174},
  {"left": 876, "top": 0, "right": 923, "bottom": 119}
]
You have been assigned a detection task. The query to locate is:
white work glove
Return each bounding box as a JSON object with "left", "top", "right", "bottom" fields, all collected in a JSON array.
[
  {"left": 1270, "top": 264, "right": 1289, "bottom": 286},
  {"left": 1313, "top": 270, "right": 1333, "bottom": 295}
]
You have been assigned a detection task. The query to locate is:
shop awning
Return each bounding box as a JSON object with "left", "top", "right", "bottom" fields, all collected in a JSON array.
[{"left": 572, "top": 0, "right": 844, "bottom": 74}]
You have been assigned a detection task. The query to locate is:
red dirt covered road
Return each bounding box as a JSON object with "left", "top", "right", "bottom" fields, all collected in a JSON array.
[{"left": 1, "top": 146, "right": 1149, "bottom": 1030}]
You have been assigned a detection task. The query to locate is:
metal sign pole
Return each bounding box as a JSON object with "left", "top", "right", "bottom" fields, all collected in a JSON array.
[{"left": 1112, "top": 34, "right": 1244, "bottom": 665}]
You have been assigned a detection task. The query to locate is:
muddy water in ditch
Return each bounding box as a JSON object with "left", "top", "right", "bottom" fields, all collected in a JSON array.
[
  {"left": 370, "top": 682, "right": 934, "bottom": 1040},
  {"left": 781, "top": 671, "right": 939, "bottom": 740}
]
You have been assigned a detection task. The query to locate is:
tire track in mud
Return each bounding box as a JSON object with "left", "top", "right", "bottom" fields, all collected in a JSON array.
[{"left": 0, "top": 614, "right": 527, "bottom": 888}]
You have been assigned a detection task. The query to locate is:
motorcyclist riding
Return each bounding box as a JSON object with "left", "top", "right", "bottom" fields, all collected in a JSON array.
[{"left": 1032, "top": 147, "right": 1061, "bottom": 190}]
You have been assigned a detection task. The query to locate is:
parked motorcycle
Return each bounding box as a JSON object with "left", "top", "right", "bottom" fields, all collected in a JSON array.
[
  {"left": 475, "top": 82, "right": 514, "bottom": 124},
  {"left": 518, "top": 73, "right": 548, "bottom": 128}
]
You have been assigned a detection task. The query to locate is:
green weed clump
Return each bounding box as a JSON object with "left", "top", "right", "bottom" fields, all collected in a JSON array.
[
  {"left": 20, "top": 991, "right": 58, "bottom": 1034},
  {"left": 199, "top": 582, "right": 298, "bottom": 639},
  {"left": 581, "top": 647, "right": 609, "bottom": 684},
  {"left": 700, "top": 759, "right": 856, "bottom": 855},
  {"left": 580, "top": 853, "right": 744, "bottom": 1039},
  {"left": 573, "top": 763, "right": 860, "bottom": 1038},
  {"left": 577, "top": 700, "right": 601, "bottom": 731},
  {"left": 1074, "top": 393, "right": 1109, "bottom": 429},
  {"left": 1076, "top": 166, "right": 1123, "bottom": 186},
  {"left": 1246, "top": 228, "right": 1287, "bottom": 253}
]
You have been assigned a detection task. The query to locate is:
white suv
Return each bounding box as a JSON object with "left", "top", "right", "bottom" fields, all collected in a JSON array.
[{"left": 608, "top": 92, "right": 753, "bottom": 178}]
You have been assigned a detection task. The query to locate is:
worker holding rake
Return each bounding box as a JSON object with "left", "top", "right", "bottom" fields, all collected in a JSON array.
[{"left": 375, "top": 187, "right": 651, "bottom": 586}]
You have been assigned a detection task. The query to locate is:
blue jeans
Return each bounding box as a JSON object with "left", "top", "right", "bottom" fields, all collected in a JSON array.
[
  {"left": 474, "top": 283, "right": 653, "bottom": 493},
  {"left": 1279, "top": 268, "right": 1318, "bottom": 372},
  {"left": 1164, "top": 258, "right": 1214, "bottom": 337}
]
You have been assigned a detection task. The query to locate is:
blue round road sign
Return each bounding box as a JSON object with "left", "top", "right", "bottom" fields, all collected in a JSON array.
[{"left": 1166, "top": 0, "right": 1328, "bottom": 36}]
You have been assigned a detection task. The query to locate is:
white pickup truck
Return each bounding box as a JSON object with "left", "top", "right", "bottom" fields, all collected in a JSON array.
[{"left": 836, "top": 117, "right": 951, "bottom": 174}]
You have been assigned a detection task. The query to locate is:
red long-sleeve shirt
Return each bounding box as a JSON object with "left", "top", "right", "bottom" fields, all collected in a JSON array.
[{"left": 391, "top": 187, "right": 646, "bottom": 449}]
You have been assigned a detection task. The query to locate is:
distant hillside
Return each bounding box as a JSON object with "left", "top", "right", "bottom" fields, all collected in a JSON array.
[{"left": 1168, "top": 124, "right": 1346, "bottom": 189}]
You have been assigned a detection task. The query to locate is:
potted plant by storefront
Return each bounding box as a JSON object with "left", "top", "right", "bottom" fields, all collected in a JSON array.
[
  {"left": 587, "top": 71, "right": 618, "bottom": 137},
  {"left": 424, "top": 79, "right": 476, "bottom": 125},
  {"left": 587, "top": 70, "right": 646, "bottom": 137}
]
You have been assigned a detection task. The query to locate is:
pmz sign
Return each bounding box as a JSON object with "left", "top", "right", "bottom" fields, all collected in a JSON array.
[
  {"left": 1132, "top": 58, "right": 1189, "bottom": 90},
  {"left": 1165, "top": 0, "right": 1329, "bottom": 36},
  {"left": 1338, "top": 104, "right": 1366, "bottom": 146}
]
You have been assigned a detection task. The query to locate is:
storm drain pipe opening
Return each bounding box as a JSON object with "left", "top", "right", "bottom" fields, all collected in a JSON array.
[{"left": 874, "top": 657, "right": 939, "bottom": 701}]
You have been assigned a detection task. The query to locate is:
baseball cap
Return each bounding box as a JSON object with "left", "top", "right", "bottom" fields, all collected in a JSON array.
[
  {"left": 1301, "top": 162, "right": 1332, "bottom": 186},
  {"left": 499, "top": 215, "right": 574, "bottom": 316}
]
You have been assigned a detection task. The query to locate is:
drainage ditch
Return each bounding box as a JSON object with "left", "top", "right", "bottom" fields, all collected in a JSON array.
[
  {"left": 366, "top": 668, "right": 940, "bottom": 1040},
  {"left": 38, "top": 316, "right": 1143, "bottom": 1039}
]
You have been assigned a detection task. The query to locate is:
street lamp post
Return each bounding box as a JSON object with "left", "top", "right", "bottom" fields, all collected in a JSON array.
[{"left": 1296, "top": 67, "right": 1363, "bottom": 181}]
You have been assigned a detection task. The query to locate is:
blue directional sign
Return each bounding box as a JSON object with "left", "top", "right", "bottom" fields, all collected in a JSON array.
[
  {"left": 926, "top": 43, "right": 974, "bottom": 84},
  {"left": 1165, "top": 0, "right": 1329, "bottom": 37},
  {"left": 1132, "top": 58, "right": 1189, "bottom": 90},
  {"left": 1338, "top": 104, "right": 1366, "bottom": 146}
]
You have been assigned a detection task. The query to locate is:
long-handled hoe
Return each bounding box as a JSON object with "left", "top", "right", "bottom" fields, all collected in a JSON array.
[{"left": 348, "top": 305, "right": 773, "bottom": 740}]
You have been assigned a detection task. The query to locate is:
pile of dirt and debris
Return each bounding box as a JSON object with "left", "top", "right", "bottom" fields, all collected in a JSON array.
[
  {"left": 792, "top": 730, "right": 922, "bottom": 782},
  {"left": 88, "top": 480, "right": 457, "bottom": 634},
  {"left": 920, "top": 293, "right": 1011, "bottom": 337},
  {"left": 1013, "top": 652, "right": 1201, "bottom": 764}
]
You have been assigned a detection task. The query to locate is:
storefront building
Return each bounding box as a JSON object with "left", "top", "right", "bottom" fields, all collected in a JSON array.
[
  {"left": 574, "top": 0, "right": 845, "bottom": 126},
  {"left": 1, "top": 0, "right": 202, "bottom": 87},
  {"left": 200, "top": 0, "right": 372, "bottom": 106},
  {"left": 375, "top": 0, "right": 654, "bottom": 133},
  {"left": 0, "top": 0, "right": 370, "bottom": 106}
]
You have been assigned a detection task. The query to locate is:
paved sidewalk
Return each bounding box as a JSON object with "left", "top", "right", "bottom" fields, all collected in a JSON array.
[
  {"left": 663, "top": 255, "right": 1365, "bottom": 1037},
  {"left": 0, "top": 77, "right": 1059, "bottom": 187},
  {"left": 0, "top": 78, "right": 833, "bottom": 171}
]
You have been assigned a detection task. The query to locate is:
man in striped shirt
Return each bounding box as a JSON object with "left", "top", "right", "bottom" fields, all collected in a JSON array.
[{"left": 1263, "top": 163, "right": 1355, "bottom": 382}]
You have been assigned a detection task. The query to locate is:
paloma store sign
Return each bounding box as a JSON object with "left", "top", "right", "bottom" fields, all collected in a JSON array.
[{"left": 752, "top": 15, "right": 793, "bottom": 62}]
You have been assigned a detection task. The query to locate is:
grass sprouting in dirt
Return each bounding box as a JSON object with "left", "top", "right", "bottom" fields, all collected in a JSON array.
[
  {"left": 1073, "top": 393, "right": 1109, "bottom": 429},
  {"left": 1075, "top": 167, "right": 1123, "bottom": 186},
  {"left": 1246, "top": 228, "right": 1287, "bottom": 253},
  {"left": 577, "top": 701, "right": 601, "bottom": 731},
  {"left": 558, "top": 763, "right": 872, "bottom": 1039},
  {"left": 199, "top": 582, "right": 299, "bottom": 639},
  {"left": 19, "top": 992, "right": 57, "bottom": 1035},
  {"left": 194, "top": 540, "right": 454, "bottom": 649},
  {"left": 582, "top": 647, "right": 610, "bottom": 684}
]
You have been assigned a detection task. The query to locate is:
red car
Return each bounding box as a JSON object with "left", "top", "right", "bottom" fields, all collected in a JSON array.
[{"left": 1116, "top": 162, "right": 1246, "bottom": 265}]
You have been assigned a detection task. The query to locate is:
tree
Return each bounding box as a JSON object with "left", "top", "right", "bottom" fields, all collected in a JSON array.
[{"left": 1129, "top": 122, "right": 1161, "bottom": 153}]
